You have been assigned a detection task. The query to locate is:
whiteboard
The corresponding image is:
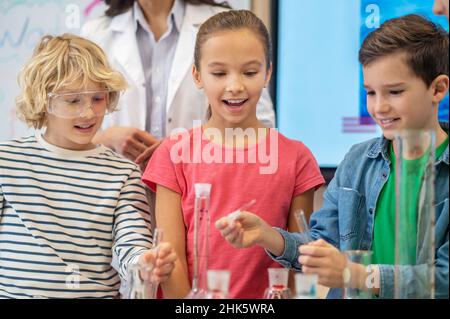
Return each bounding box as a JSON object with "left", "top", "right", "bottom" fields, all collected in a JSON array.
[{"left": 0, "top": 0, "right": 250, "bottom": 141}]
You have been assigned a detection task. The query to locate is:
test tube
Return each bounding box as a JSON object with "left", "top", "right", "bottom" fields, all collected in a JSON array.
[
  {"left": 149, "top": 228, "right": 163, "bottom": 298},
  {"left": 227, "top": 199, "right": 256, "bottom": 223},
  {"left": 152, "top": 228, "right": 163, "bottom": 250},
  {"left": 294, "top": 210, "right": 312, "bottom": 243}
]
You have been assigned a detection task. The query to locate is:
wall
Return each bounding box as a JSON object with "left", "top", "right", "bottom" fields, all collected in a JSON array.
[{"left": 0, "top": 0, "right": 107, "bottom": 140}]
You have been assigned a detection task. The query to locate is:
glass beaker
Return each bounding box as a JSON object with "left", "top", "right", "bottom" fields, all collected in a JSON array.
[
  {"left": 395, "top": 130, "right": 435, "bottom": 299},
  {"left": 126, "top": 263, "right": 158, "bottom": 299},
  {"left": 206, "top": 270, "right": 231, "bottom": 299},
  {"left": 294, "top": 273, "right": 318, "bottom": 299},
  {"left": 343, "top": 250, "right": 373, "bottom": 299},
  {"left": 186, "top": 183, "right": 211, "bottom": 299},
  {"left": 125, "top": 228, "right": 163, "bottom": 299},
  {"left": 263, "top": 268, "right": 291, "bottom": 299}
]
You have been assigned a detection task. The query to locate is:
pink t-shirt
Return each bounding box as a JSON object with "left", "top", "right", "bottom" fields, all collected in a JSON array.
[{"left": 142, "top": 127, "right": 324, "bottom": 299}]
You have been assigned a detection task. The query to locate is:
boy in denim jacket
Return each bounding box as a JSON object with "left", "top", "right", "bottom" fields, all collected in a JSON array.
[{"left": 215, "top": 14, "right": 449, "bottom": 299}]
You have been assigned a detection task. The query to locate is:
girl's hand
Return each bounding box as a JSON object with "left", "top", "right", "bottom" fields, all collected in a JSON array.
[
  {"left": 298, "top": 239, "right": 348, "bottom": 288},
  {"left": 139, "top": 242, "right": 177, "bottom": 284},
  {"left": 215, "top": 211, "right": 269, "bottom": 249}
]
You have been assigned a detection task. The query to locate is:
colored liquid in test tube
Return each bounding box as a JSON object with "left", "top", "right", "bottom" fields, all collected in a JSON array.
[
  {"left": 186, "top": 183, "right": 211, "bottom": 299},
  {"left": 206, "top": 270, "right": 231, "bottom": 299},
  {"left": 294, "top": 210, "right": 312, "bottom": 243},
  {"left": 263, "top": 268, "right": 291, "bottom": 299}
]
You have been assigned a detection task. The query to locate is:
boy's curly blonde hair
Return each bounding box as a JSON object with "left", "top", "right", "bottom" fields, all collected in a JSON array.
[{"left": 16, "top": 34, "right": 127, "bottom": 129}]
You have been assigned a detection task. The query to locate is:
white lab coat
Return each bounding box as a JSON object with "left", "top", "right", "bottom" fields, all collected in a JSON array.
[{"left": 81, "top": 3, "right": 276, "bottom": 135}]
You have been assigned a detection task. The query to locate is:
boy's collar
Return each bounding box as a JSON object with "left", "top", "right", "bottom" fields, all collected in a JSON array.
[
  {"left": 439, "top": 145, "right": 449, "bottom": 165},
  {"left": 366, "top": 122, "right": 449, "bottom": 165},
  {"left": 367, "top": 137, "right": 390, "bottom": 162}
]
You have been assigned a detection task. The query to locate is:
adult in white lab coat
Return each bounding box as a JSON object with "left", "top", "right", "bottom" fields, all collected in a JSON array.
[{"left": 81, "top": 0, "right": 275, "bottom": 166}]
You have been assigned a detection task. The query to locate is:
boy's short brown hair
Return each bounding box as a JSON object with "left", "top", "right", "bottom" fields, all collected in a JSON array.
[
  {"left": 359, "top": 14, "right": 449, "bottom": 87},
  {"left": 16, "top": 34, "right": 127, "bottom": 129}
]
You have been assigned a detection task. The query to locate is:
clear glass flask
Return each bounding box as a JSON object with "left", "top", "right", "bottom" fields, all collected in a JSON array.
[
  {"left": 394, "top": 130, "right": 435, "bottom": 299},
  {"left": 126, "top": 263, "right": 156, "bottom": 299},
  {"left": 125, "top": 228, "right": 163, "bottom": 299},
  {"left": 343, "top": 250, "right": 373, "bottom": 299},
  {"left": 186, "top": 183, "right": 212, "bottom": 299},
  {"left": 263, "top": 268, "right": 291, "bottom": 299},
  {"left": 294, "top": 273, "right": 318, "bottom": 299},
  {"left": 206, "top": 270, "right": 231, "bottom": 299}
]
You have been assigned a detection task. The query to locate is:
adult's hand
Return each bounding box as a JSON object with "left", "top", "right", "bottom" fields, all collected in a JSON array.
[
  {"left": 94, "top": 126, "right": 159, "bottom": 161},
  {"left": 135, "top": 140, "right": 163, "bottom": 172}
]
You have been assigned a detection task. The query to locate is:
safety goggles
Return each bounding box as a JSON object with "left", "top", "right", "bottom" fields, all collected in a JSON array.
[{"left": 46, "top": 90, "right": 120, "bottom": 119}]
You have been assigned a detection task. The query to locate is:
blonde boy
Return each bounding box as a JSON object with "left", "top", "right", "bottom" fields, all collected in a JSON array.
[{"left": 0, "top": 34, "right": 175, "bottom": 298}]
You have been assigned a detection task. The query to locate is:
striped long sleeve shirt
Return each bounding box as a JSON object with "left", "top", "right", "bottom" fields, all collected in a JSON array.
[{"left": 0, "top": 134, "right": 153, "bottom": 298}]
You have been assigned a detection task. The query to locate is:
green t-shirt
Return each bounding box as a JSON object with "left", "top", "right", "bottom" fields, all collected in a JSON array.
[{"left": 372, "top": 136, "right": 449, "bottom": 265}]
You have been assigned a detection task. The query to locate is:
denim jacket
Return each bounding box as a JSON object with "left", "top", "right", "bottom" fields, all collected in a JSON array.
[{"left": 269, "top": 123, "right": 449, "bottom": 299}]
